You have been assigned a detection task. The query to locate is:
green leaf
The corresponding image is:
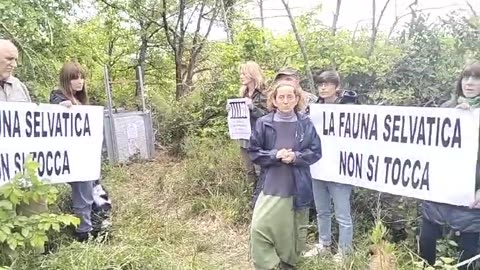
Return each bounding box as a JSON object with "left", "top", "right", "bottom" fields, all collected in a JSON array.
[
  {"left": 51, "top": 223, "right": 60, "bottom": 232},
  {"left": 7, "top": 237, "right": 17, "bottom": 250},
  {"left": 440, "top": 257, "right": 455, "bottom": 264},
  {"left": 0, "top": 231, "right": 7, "bottom": 242},
  {"left": 0, "top": 200, "right": 13, "bottom": 210},
  {"left": 58, "top": 215, "right": 80, "bottom": 226},
  {"left": 12, "top": 188, "right": 23, "bottom": 198},
  {"left": 447, "top": 240, "right": 458, "bottom": 247},
  {"left": 30, "top": 234, "right": 45, "bottom": 248},
  {"left": 0, "top": 210, "right": 9, "bottom": 221},
  {"left": 0, "top": 226, "right": 11, "bottom": 235},
  {"left": 38, "top": 223, "right": 51, "bottom": 231},
  {"left": 21, "top": 228, "right": 30, "bottom": 238},
  {"left": 26, "top": 159, "right": 38, "bottom": 171},
  {"left": 8, "top": 193, "right": 19, "bottom": 205}
]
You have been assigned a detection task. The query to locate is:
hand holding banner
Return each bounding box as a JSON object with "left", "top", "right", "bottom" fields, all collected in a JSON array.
[
  {"left": 227, "top": 98, "right": 251, "bottom": 140},
  {"left": 0, "top": 101, "right": 104, "bottom": 186},
  {"left": 309, "top": 104, "right": 480, "bottom": 206}
]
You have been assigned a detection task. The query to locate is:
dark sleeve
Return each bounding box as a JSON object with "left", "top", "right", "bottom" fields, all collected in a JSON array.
[
  {"left": 49, "top": 90, "right": 67, "bottom": 104},
  {"left": 250, "top": 93, "right": 268, "bottom": 119},
  {"left": 248, "top": 119, "right": 281, "bottom": 167},
  {"left": 293, "top": 121, "right": 322, "bottom": 167},
  {"left": 338, "top": 90, "right": 360, "bottom": 104},
  {"left": 440, "top": 99, "right": 456, "bottom": 108}
]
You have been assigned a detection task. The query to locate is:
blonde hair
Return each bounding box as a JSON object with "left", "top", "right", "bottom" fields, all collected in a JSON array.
[
  {"left": 239, "top": 61, "right": 265, "bottom": 96},
  {"left": 267, "top": 82, "right": 306, "bottom": 112}
]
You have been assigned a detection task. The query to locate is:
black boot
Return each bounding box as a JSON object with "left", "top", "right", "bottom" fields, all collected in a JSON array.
[{"left": 74, "top": 231, "right": 90, "bottom": 242}]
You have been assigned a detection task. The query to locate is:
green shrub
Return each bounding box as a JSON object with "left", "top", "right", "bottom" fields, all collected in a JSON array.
[{"left": 0, "top": 159, "right": 79, "bottom": 267}]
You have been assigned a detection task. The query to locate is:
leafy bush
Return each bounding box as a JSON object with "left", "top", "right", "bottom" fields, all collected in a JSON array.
[
  {"left": 150, "top": 84, "right": 231, "bottom": 156},
  {"left": 0, "top": 159, "right": 79, "bottom": 267}
]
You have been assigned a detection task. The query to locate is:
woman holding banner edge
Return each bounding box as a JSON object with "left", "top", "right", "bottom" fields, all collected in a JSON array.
[
  {"left": 419, "top": 62, "right": 480, "bottom": 270},
  {"left": 231, "top": 61, "right": 268, "bottom": 207},
  {"left": 49, "top": 62, "right": 104, "bottom": 242}
]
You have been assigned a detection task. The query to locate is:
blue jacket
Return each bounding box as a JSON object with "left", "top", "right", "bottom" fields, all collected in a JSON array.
[{"left": 248, "top": 112, "right": 322, "bottom": 209}]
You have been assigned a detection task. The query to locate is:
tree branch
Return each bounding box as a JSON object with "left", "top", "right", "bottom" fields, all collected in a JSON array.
[
  {"left": 185, "top": 0, "right": 220, "bottom": 88},
  {"left": 161, "top": 0, "right": 175, "bottom": 50},
  {"left": 387, "top": 6, "right": 457, "bottom": 39},
  {"left": 191, "top": 2, "right": 206, "bottom": 50},
  {"left": 280, "top": 0, "right": 314, "bottom": 91},
  {"left": 331, "top": 0, "right": 342, "bottom": 36},
  {"left": 368, "top": 0, "right": 392, "bottom": 56},
  {"left": 376, "top": 0, "right": 392, "bottom": 31},
  {"left": 465, "top": 0, "right": 477, "bottom": 17},
  {"left": 177, "top": 0, "right": 186, "bottom": 33},
  {"left": 185, "top": 3, "right": 200, "bottom": 29}
]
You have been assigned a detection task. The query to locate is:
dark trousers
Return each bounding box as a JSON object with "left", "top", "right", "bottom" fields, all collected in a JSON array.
[
  {"left": 240, "top": 147, "right": 261, "bottom": 207},
  {"left": 69, "top": 181, "right": 94, "bottom": 233},
  {"left": 419, "top": 217, "right": 479, "bottom": 270}
]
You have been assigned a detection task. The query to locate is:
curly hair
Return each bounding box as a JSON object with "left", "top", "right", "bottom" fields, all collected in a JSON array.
[{"left": 266, "top": 82, "right": 306, "bottom": 112}]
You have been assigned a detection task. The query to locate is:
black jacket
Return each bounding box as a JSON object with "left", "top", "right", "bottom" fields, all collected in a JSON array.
[{"left": 50, "top": 89, "right": 69, "bottom": 104}]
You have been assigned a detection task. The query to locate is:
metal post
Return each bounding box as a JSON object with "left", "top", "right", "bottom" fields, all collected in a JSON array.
[
  {"left": 137, "top": 66, "right": 147, "bottom": 112},
  {"left": 104, "top": 65, "right": 119, "bottom": 163}
]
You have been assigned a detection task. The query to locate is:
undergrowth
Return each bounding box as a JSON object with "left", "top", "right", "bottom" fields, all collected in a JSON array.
[{"left": 0, "top": 135, "right": 467, "bottom": 269}]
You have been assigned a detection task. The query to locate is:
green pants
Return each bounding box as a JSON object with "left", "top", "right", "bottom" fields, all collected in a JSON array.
[{"left": 250, "top": 192, "right": 309, "bottom": 270}]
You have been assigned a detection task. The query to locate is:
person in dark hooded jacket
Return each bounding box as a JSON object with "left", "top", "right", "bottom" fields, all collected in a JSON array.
[
  {"left": 248, "top": 81, "right": 322, "bottom": 270},
  {"left": 420, "top": 62, "right": 480, "bottom": 270}
]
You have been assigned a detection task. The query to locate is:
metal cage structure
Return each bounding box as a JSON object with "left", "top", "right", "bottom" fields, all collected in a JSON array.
[{"left": 102, "top": 66, "right": 155, "bottom": 164}]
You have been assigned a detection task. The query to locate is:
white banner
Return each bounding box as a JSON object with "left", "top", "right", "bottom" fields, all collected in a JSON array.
[
  {"left": 227, "top": 98, "right": 251, "bottom": 140},
  {"left": 309, "top": 104, "right": 480, "bottom": 206},
  {"left": 0, "top": 101, "right": 104, "bottom": 186}
]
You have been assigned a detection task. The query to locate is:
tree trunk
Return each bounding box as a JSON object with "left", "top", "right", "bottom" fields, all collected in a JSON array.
[
  {"left": 331, "top": 0, "right": 342, "bottom": 36},
  {"left": 367, "top": 0, "right": 377, "bottom": 57},
  {"left": 136, "top": 34, "right": 147, "bottom": 97},
  {"left": 259, "top": 0, "right": 265, "bottom": 28},
  {"left": 367, "top": 0, "right": 392, "bottom": 57},
  {"left": 175, "top": 54, "right": 184, "bottom": 100},
  {"left": 220, "top": 0, "right": 232, "bottom": 43},
  {"left": 258, "top": 0, "right": 265, "bottom": 44},
  {"left": 280, "top": 0, "right": 314, "bottom": 91},
  {"left": 162, "top": 0, "right": 219, "bottom": 100}
]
